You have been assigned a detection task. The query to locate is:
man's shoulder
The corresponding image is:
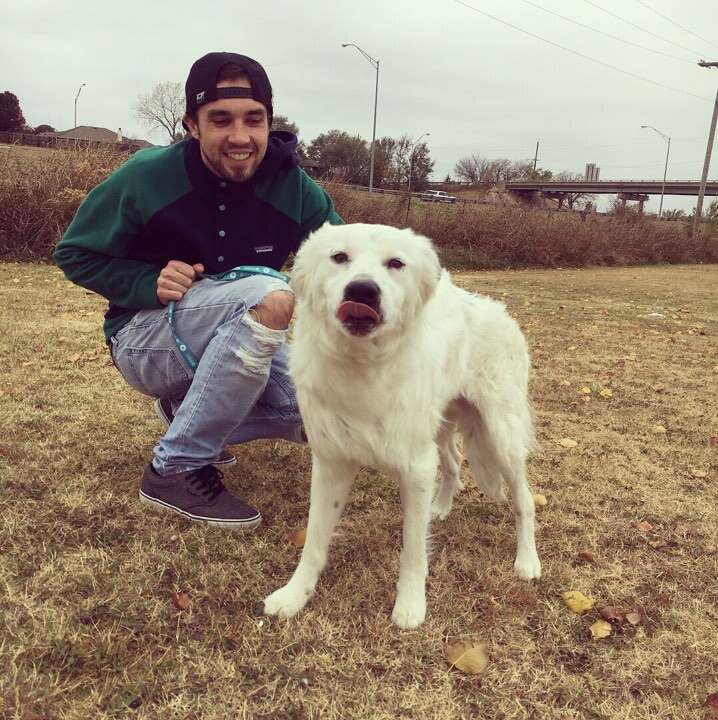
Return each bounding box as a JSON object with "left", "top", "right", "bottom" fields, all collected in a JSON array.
[
  {"left": 121, "top": 141, "right": 186, "bottom": 177},
  {"left": 109, "top": 141, "right": 192, "bottom": 212}
]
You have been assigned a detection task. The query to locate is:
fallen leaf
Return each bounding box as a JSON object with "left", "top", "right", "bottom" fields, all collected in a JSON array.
[
  {"left": 445, "top": 641, "right": 489, "bottom": 675},
  {"left": 625, "top": 612, "right": 642, "bottom": 626},
  {"left": 563, "top": 591, "right": 595, "bottom": 614},
  {"left": 558, "top": 438, "right": 578, "bottom": 448},
  {"left": 599, "top": 388, "right": 613, "bottom": 398},
  {"left": 705, "top": 693, "right": 718, "bottom": 711},
  {"left": 653, "top": 383, "right": 665, "bottom": 392},
  {"left": 691, "top": 469, "right": 708, "bottom": 479},
  {"left": 576, "top": 551, "right": 595, "bottom": 564},
  {"left": 287, "top": 528, "right": 306, "bottom": 548},
  {"left": 69, "top": 354, "right": 82, "bottom": 363},
  {"left": 533, "top": 493, "right": 548, "bottom": 507},
  {"left": 652, "top": 425, "right": 667, "bottom": 434},
  {"left": 590, "top": 619, "right": 613, "bottom": 639},
  {"left": 648, "top": 539, "right": 668, "bottom": 549},
  {"left": 580, "top": 387, "right": 592, "bottom": 395},
  {"left": 171, "top": 593, "right": 191, "bottom": 611},
  {"left": 709, "top": 436, "right": 718, "bottom": 446},
  {"left": 637, "top": 520, "right": 653, "bottom": 532},
  {"left": 559, "top": 380, "right": 572, "bottom": 386},
  {"left": 599, "top": 606, "right": 623, "bottom": 623}
]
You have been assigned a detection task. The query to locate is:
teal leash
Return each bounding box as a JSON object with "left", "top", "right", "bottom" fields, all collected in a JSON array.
[{"left": 167, "top": 265, "right": 290, "bottom": 370}]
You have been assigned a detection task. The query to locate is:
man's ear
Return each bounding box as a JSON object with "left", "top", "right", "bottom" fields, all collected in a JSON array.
[{"left": 183, "top": 113, "right": 200, "bottom": 140}]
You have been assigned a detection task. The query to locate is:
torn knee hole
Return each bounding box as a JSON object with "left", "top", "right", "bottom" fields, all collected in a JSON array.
[{"left": 249, "top": 290, "right": 294, "bottom": 330}]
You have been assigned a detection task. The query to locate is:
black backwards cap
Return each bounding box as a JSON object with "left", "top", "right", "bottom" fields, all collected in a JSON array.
[{"left": 183, "top": 52, "right": 274, "bottom": 129}]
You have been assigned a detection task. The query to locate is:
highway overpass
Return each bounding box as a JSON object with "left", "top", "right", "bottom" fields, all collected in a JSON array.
[{"left": 506, "top": 180, "right": 718, "bottom": 196}]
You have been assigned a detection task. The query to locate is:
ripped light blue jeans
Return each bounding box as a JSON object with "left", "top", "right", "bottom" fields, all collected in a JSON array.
[{"left": 109, "top": 275, "right": 304, "bottom": 476}]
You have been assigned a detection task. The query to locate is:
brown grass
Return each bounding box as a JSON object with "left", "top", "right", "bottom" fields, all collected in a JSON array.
[
  {"left": 2, "top": 143, "right": 717, "bottom": 269},
  {"left": 1, "top": 262, "right": 717, "bottom": 719},
  {"left": 328, "top": 184, "right": 718, "bottom": 269},
  {"left": 0, "top": 143, "right": 127, "bottom": 261}
]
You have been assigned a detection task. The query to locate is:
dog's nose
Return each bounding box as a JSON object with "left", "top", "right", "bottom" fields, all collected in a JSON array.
[{"left": 344, "top": 279, "right": 381, "bottom": 306}]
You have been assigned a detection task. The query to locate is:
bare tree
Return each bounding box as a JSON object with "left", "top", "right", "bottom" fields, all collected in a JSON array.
[
  {"left": 553, "top": 171, "right": 595, "bottom": 210},
  {"left": 134, "top": 81, "right": 185, "bottom": 144},
  {"left": 454, "top": 153, "right": 492, "bottom": 183}
]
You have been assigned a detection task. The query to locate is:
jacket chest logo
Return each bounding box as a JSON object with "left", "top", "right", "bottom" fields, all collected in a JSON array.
[{"left": 254, "top": 245, "right": 273, "bottom": 254}]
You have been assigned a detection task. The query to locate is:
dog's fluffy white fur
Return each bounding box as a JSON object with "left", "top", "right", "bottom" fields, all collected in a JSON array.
[{"left": 264, "top": 223, "right": 541, "bottom": 628}]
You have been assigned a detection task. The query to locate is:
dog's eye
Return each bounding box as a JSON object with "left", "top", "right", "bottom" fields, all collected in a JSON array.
[
  {"left": 386, "top": 258, "right": 405, "bottom": 270},
  {"left": 331, "top": 252, "right": 349, "bottom": 264}
]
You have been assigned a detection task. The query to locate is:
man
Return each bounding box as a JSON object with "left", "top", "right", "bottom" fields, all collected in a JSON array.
[{"left": 54, "top": 52, "right": 342, "bottom": 531}]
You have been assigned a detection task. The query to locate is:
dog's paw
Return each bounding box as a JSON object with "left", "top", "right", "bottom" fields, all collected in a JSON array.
[
  {"left": 391, "top": 594, "right": 427, "bottom": 629},
  {"left": 263, "top": 583, "right": 311, "bottom": 618},
  {"left": 513, "top": 553, "right": 542, "bottom": 580},
  {"left": 431, "top": 497, "right": 453, "bottom": 520}
]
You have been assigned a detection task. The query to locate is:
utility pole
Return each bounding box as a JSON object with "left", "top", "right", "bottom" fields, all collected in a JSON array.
[
  {"left": 532, "top": 140, "right": 539, "bottom": 176},
  {"left": 693, "top": 61, "right": 718, "bottom": 238}
]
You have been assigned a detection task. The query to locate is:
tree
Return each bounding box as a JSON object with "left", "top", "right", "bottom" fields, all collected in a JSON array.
[
  {"left": 706, "top": 198, "right": 718, "bottom": 223},
  {"left": 134, "top": 81, "right": 185, "bottom": 144},
  {"left": 0, "top": 91, "right": 26, "bottom": 132},
  {"left": 454, "top": 153, "right": 492, "bottom": 183},
  {"left": 34, "top": 124, "right": 56, "bottom": 134},
  {"left": 307, "top": 130, "right": 369, "bottom": 183},
  {"left": 552, "top": 171, "right": 595, "bottom": 210},
  {"left": 272, "top": 115, "right": 299, "bottom": 135}
]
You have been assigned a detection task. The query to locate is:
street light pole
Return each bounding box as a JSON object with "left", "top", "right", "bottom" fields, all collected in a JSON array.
[
  {"left": 74, "top": 83, "right": 86, "bottom": 128},
  {"left": 692, "top": 59, "right": 718, "bottom": 238},
  {"left": 342, "top": 43, "right": 379, "bottom": 192},
  {"left": 405, "top": 132, "right": 430, "bottom": 223},
  {"left": 640, "top": 125, "right": 670, "bottom": 218}
]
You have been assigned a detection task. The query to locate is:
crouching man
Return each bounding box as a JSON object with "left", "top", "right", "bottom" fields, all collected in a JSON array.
[{"left": 54, "top": 52, "right": 342, "bottom": 530}]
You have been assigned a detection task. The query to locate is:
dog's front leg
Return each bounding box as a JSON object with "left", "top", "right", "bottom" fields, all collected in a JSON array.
[
  {"left": 392, "top": 449, "right": 438, "bottom": 629},
  {"left": 263, "top": 453, "right": 357, "bottom": 619}
]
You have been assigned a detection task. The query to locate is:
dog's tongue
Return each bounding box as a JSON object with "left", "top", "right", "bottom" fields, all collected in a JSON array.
[{"left": 336, "top": 301, "right": 380, "bottom": 323}]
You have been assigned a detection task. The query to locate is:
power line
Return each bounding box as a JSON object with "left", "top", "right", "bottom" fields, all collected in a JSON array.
[
  {"left": 453, "top": 0, "right": 710, "bottom": 102},
  {"left": 634, "top": 0, "right": 718, "bottom": 54},
  {"left": 519, "top": 0, "right": 694, "bottom": 65},
  {"left": 581, "top": 0, "right": 705, "bottom": 56}
]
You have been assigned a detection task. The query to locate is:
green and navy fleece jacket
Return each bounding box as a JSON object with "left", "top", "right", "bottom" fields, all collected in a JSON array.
[{"left": 54, "top": 132, "right": 343, "bottom": 343}]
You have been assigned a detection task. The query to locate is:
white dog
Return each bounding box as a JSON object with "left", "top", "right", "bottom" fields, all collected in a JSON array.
[{"left": 263, "top": 223, "right": 541, "bottom": 628}]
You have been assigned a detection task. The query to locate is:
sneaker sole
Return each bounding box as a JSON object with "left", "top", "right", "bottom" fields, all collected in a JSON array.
[
  {"left": 139, "top": 490, "right": 261, "bottom": 531},
  {"left": 153, "top": 399, "right": 237, "bottom": 467}
]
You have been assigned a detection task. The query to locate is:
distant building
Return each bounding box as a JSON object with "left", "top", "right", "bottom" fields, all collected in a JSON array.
[
  {"left": 584, "top": 163, "right": 600, "bottom": 181},
  {"left": 52, "top": 125, "right": 153, "bottom": 149}
]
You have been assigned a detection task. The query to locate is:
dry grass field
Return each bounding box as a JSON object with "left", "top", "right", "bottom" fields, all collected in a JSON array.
[{"left": 1, "top": 261, "right": 716, "bottom": 719}]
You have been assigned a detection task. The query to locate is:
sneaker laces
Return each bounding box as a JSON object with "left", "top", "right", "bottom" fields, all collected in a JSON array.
[{"left": 187, "top": 465, "right": 226, "bottom": 502}]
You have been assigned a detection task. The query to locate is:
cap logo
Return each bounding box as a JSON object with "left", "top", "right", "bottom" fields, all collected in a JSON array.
[{"left": 195, "top": 90, "right": 205, "bottom": 104}]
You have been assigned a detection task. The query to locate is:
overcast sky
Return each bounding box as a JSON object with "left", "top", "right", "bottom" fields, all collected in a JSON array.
[{"left": 3, "top": 0, "right": 717, "bottom": 212}]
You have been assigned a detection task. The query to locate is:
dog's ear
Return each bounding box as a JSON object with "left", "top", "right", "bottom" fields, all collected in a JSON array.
[
  {"left": 417, "top": 235, "right": 442, "bottom": 304},
  {"left": 290, "top": 222, "right": 332, "bottom": 300},
  {"left": 289, "top": 246, "right": 309, "bottom": 299}
]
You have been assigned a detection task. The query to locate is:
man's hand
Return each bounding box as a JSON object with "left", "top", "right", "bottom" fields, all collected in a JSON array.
[{"left": 157, "top": 260, "right": 205, "bottom": 305}]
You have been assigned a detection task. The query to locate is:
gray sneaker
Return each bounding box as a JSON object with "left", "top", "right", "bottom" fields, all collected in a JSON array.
[
  {"left": 139, "top": 463, "right": 261, "bottom": 530},
  {"left": 153, "top": 397, "right": 237, "bottom": 466}
]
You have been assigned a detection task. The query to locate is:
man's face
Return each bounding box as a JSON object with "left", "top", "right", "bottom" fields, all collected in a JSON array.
[{"left": 184, "top": 77, "right": 269, "bottom": 183}]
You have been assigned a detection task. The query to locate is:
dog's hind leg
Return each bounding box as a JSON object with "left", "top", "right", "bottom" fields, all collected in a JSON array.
[
  {"left": 461, "top": 418, "right": 507, "bottom": 503},
  {"left": 431, "top": 421, "right": 464, "bottom": 520},
  {"left": 463, "top": 400, "right": 540, "bottom": 580},
  {"left": 263, "top": 454, "right": 357, "bottom": 618},
  {"left": 392, "top": 446, "right": 438, "bottom": 629}
]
